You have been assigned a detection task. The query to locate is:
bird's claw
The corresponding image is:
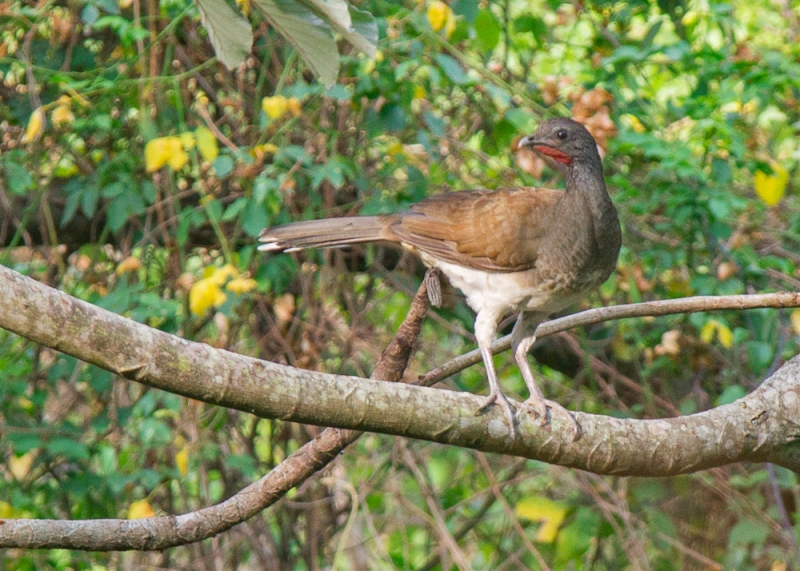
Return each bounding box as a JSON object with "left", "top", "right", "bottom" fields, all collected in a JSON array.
[
  {"left": 476, "top": 391, "right": 517, "bottom": 438},
  {"left": 522, "top": 397, "right": 582, "bottom": 441}
]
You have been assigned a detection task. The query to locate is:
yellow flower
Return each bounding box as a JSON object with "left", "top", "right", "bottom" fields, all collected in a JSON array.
[
  {"left": 427, "top": 1, "right": 455, "bottom": 37},
  {"left": 754, "top": 163, "right": 789, "bottom": 206},
  {"left": 211, "top": 264, "right": 239, "bottom": 284},
  {"left": 226, "top": 277, "right": 257, "bottom": 294},
  {"left": 515, "top": 497, "right": 567, "bottom": 543},
  {"left": 145, "top": 136, "right": 189, "bottom": 172},
  {"left": 427, "top": 1, "right": 450, "bottom": 31},
  {"left": 189, "top": 265, "right": 252, "bottom": 315},
  {"left": 262, "top": 95, "right": 289, "bottom": 119},
  {"left": 128, "top": 500, "right": 155, "bottom": 519},
  {"left": 189, "top": 276, "right": 228, "bottom": 316},
  {"left": 251, "top": 143, "right": 279, "bottom": 159}
]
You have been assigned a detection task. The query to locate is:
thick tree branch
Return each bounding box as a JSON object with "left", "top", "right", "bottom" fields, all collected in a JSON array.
[
  {"left": 0, "top": 266, "right": 433, "bottom": 550},
  {"left": 0, "top": 264, "right": 799, "bottom": 480}
]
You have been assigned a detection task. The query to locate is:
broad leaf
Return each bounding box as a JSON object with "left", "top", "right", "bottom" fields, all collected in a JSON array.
[
  {"left": 300, "top": 0, "right": 351, "bottom": 32},
  {"left": 344, "top": 5, "right": 377, "bottom": 57},
  {"left": 253, "top": 0, "right": 338, "bottom": 87},
  {"left": 195, "top": 0, "right": 254, "bottom": 69}
]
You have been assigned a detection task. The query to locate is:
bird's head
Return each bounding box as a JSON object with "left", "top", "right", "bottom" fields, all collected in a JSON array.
[{"left": 518, "top": 118, "right": 600, "bottom": 167}]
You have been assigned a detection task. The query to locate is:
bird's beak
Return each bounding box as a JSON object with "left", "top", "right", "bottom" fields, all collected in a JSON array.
[
  {"left": 517, "top": 134, "right": 549, "bottom": 150},
  {"left": 517, "top": 134, "right": 539, "bottom": 150},
  {"left": 518, "top": 133, "right": 573, "bottom": 165}
]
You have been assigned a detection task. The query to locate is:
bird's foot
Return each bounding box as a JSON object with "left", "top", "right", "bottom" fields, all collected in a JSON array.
[
  {"left": 476, "top": 391, "right": 517, "bottom": 438},
  {"left": 522, "top": 396, "right": 582, "bottom": 441}
]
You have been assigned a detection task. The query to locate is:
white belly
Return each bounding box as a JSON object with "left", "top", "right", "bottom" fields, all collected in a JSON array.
[{"left": 433, "top": 259, "right": 580, "bottom": 319}]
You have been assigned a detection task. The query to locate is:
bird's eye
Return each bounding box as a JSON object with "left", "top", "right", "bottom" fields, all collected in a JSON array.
[{"left": 557, "top": 129, "right": 568, "bottom": 140}]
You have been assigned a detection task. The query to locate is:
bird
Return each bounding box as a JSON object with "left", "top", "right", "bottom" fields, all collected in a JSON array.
[{"left": 258, "top": 117, "right": 621, "bottom": 439}]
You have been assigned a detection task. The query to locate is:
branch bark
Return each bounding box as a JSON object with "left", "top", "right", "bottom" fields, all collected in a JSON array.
[
  {"left": 0, "top": 265, "right": 799, "bottom": 479},
  {"left": 0, "top": 265, "right": 433, "bottom": 550}
]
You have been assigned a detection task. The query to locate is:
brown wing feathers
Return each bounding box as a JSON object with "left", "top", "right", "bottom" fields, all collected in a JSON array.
[
  {"left": 389, "top": 187, "right": 563, "bottom": 272},
  {"left": 259, "top": 187, "right": 564, "bottom": 272}
]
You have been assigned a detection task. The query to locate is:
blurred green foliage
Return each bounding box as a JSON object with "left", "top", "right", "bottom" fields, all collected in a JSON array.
[{"left": 1, "top": 0, "right": 800, "bottom": 568}]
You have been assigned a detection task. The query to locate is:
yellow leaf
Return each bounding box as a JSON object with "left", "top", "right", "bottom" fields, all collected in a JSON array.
[
  {"left": 226, "top": 277, "right": 257, "bottom": 294},
  {"left": 717, "top": 323, "right": 733, "bottom": 348},
  {"left": 426, "top": 1, "right": 452, "bottom": 32},
  {"left": 414, "top": 86, "right": 427, "bottom": 99},
  {"left": 128, "top": 499, "right": 156, "bottom": 519},
  {"left": 754, "top": 164, "right": 789, "bottom": 206},
  {"left": 145, "top": 136, "right": 186, "bottom": 172},
  {"left": 175, "top": 446, "right": 189, "bottom": 476},
  {"left": 195, "top": 126, "right": 219, "bottom": 162},
  {"left": 700, "top": 320, "right": 733, "bottom": 348},
  {"left": 24, "top": 107, "right": 45, "bottom": 143},
  {"left": 9, "top": 452, "right": 35, "bottom": 480},
  {"left": 0, "top": 501, "right": 15, "bottom": 518},
  {"left": 791, "top": 310, "right": 800, "bottom": 336},
  {"left": 189, "top": 277, "right": 227, "bottom": 316},
  {"left": 262, "top": 95, "right": 288, "bottom": 119},
  {"left": 515, "top": 497, "right": 567, "bottom": 543}
]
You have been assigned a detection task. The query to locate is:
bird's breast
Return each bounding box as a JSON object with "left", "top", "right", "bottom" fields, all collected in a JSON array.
[{"left": 432, "top": 260, "right": 583, "bottom": 318}]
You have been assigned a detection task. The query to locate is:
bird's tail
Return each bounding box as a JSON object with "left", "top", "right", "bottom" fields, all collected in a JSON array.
[{"left": 258, "top": 216, "right": 388, "bottom": 252}]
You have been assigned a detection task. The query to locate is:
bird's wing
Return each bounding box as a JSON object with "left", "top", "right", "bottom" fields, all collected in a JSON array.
[{"left": 390, "top": 187, "right": 563, "bottom": 272}]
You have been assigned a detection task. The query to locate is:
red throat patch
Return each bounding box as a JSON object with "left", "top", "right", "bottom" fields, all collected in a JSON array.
[{"left": 533, "top": 145, "right": 573, "bottom": 165}]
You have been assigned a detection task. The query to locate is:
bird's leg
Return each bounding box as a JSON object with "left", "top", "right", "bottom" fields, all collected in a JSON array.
[
  {"left": 512, "top": 312, "right": 581, "bottom": 440},
  {"left": 473, "top": 310, "right": 516, "bottom": 437},
  {"left": 424, "top": 268, "right": 442, "bottom": 308}
]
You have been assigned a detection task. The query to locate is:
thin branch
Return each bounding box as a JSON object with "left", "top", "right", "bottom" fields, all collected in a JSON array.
[{"left": 419, "top": 292, "right": 800, "bottom": 386}]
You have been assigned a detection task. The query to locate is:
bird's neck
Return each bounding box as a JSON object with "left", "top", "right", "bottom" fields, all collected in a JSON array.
[
  {"left": 565, "top": 158, "right": 607, "bottom": 201},
  {"left": 562, "top": 158, "right": 618, "bottom": 233}
]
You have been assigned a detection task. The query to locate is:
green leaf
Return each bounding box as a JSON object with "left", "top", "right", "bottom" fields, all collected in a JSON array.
[
  {"left": 213, "top": 155, "right": 235, "bottom": 176},
  {"left": 298, "top": 0, "right": 376, "bottom": 58},
  {"left": 434, "top": 54, "right": 471, "bottom": 85},
  {"left": 195, "top": 0, "right": 254, "bottom": 70},
  {"left": 252, "top": 0, "right": 339, "bottom": 87},
  {"left": 47, "top": 437, "right": 90, "bottom": 460},
  {"left": 474, "top": 9, "right": 500, "bottom": 52},
  {"left": 514, "top": 14, "right": 546, "bottom": 45},
  {"left": 3, "top": 161, "right": 34, "bottom": 195},
  {"left": 344, "top": 5, "right": 378, "bottom": 57},
  {"left": 300, "top": 0, "right": 351, "bottom": 31},
  {"left": 243, "top": 197, "right": 268, "bottom": 236},
  {"left": 716, "top": 385, "right": 747, "bottom": 406},
  {"left": 746, "top": 340, "right": 773, "bottom": 373},
  {"left": 640, "top": 19, "right": 663, "bottom": 49}
]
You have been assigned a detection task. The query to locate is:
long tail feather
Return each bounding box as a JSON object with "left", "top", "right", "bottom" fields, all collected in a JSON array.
[{"left": 258, "top": 216, "right": 387, "bottom": 252}]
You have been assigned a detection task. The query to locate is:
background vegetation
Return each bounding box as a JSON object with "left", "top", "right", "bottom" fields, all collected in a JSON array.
[{"left": 1, "top": 0, "right": 800, "bottom": 568}]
